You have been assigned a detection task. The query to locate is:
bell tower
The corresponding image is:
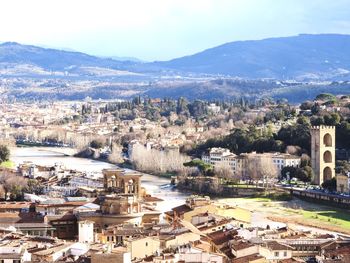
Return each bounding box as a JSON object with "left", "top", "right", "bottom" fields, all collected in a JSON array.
[{"left": 311, "top": 126, "right": 335, "bottom": 185}]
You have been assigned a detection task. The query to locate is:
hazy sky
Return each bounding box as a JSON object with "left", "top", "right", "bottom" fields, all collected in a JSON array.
[{"left": 1, "top": 0, "right": 350, "bottom": 61}]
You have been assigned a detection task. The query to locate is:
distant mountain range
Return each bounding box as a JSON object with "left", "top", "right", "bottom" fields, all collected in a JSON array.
[
  {"left": 1, "top": 34, "right": 350, "bottom": 80},
  {"left": 1, "top": 35, "right": 350, "bottom": 102},
  {"left": 0, "top": 41, "right": 136, "bottom": 76},
  {"left": 154, "top": 34, "right": 350, "bottom": 79}
]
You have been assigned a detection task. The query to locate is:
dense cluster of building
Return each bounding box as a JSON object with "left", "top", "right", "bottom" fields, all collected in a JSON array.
[
  {"left": 202, "top": 148, "right": 300, "bottom": 177},
  {"left": 1, "top": 190, "right": 350, "bottom": 262}
]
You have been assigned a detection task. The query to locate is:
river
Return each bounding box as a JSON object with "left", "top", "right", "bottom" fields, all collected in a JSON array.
[
  {"left": 10, "top": 147, "right": 189, "bottom": 212},
  {"left": 10, "top": 147, "right": 347, "bottom": 235}
]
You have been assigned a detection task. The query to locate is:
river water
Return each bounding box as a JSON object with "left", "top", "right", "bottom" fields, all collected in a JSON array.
[{"left": 11, "top": 147, "right": 189, "bottom": 212}]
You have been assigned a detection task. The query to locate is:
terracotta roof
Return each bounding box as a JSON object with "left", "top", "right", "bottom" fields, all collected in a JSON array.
[
  {"left": 207, "top": 229, "right": 237, "bottom": 246},
  {"left": 232, "top": 253, "right": 264, "bottom": 263},
  {"left": 0, "top": 212, "right": 44, "bottom": 225},
  {"left": 143, "top": 196, "right": 163, "bottom": 202},
  {"left": 264, "top": 241, "right": 294, "bottom": 251},
  {"left": 36, "top": 201, "right": 87, "bottom": 208},
  {"left": 45, "top": 213, "right": 77, "bottom": 222},
  {"left": 0, "top": 202, "right": 33, "bottom": 209},
  {"left": 324, "top": 244, "right": 350, "bottom": 257},
  {"left": 231, "top": 240, "right": 255, "bottom": 251},
  {"left": 172, "top": 204, "right": 192, "bottom": 215}
]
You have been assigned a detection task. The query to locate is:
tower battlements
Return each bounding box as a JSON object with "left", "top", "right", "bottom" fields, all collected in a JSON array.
[{"left": 311, "top": 125, "right": 336, "bottom": 130}]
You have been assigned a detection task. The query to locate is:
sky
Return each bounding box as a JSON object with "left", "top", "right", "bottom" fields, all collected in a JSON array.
[{"left": 1, "top": 0, "right": 350, "bottom": 61}]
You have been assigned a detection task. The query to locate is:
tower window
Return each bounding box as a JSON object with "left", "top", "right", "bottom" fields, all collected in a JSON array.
[{"left": 323, "top": 133, "right": 332, "bottom": 147}]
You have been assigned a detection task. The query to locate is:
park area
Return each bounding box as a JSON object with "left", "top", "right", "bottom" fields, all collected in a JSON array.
[{"left": 217, "top": 195, "right": 350, "bottom": 235}]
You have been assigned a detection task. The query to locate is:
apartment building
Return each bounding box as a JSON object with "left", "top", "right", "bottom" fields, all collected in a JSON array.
[{"left": 202, "top": 148, "right": 300, "bottom": 175}]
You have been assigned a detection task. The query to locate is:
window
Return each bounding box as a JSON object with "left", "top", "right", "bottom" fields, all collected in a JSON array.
[
  {"left": 145, "top": 242, "right": 148, "bottom": 247},
  {"left": 274, "top": 251, "right": 279, "bottom": 257},
  {"left": 13, "top": 261, "right": 20, "bottom": 263},
  {"left": 283, "top": 251, "right": 287, "bottom": 257}
]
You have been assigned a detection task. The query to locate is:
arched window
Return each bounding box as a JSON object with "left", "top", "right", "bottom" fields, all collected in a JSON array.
[
  {"left": 323, "top": 167, "right": 332, "bottom": 182},
  {"left": 323, "top": 133, "right": 332, "bottom": 147},
  {"left": 323, "top": 151, "right": 332, "bottom": 163}
]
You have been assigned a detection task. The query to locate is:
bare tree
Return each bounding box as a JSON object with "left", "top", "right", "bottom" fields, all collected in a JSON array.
[
  {"left": 246, "top": 156, "right": 261, "bottom": 186},
  {"left": 214, "top": 162, "right": 234, "bottom": 184},
  {"left": 0, "top": 173, "right": 28, "bottom": 200},
  {"left": 131, "top": 144, "right": 189, "bottom": 175},
  {"left": 244, "top": 155, "right": 278, "bottom": 190},
  {"left": 108, "top": 143, "right": 124, "bottom": 164},
  {"left": 258, "top": 157, "right": 278, "bottom": 190}
]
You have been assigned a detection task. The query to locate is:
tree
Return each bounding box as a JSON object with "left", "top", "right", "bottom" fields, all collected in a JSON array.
[
  {"left": 281, "top": 166, "right": 297, "bottom": 180},
  {"left": 131, "top": 144, "right": 189, "bottom": 175},
  {"left": 259, "top": 157, "right": 278, "bottom": 189},
  {"left": 0, "top": 145, "right": 10, "bottom": 163},
  {"left": 108, "top": 143, "right": 123, "bottom": 164},
  {"left": 316, "top": 93, "right": 336, "bottom": 101},
  {"left": 324, "top": 113, "right": 340, "bottom": 126},
  {"left": 300, "top": 101, "right": 313, "bottom": 110},
  {"left": 90, "top": 139, "right": 104, "bottom": 149},
  {"left": 277, "top": 122, "right": 311, "bottom": 153},
  {"left": 335, "top": 160, "right": 350, "bottom": 175},
  {"left": 322, "top": 177, "right": 336, "bottom": 192},
  {"left": 25, "top": 179, "right": 44, "bottom": 195},
  {"left": 214, "top": 162, "right": 234, "bottom": 183},
  {"left": 336, "top": 121, "right": 350, "bottom": 149},
  {"left": 281, "top": 165, "right": 313, "bottom": 183},
  {"left": 183, "top": 159, "right": 213, "bottom": 176},
  {"left": 0, "top": 173, "right": 28, "bottom": 200},
  {"left": 296, "top": 166, "right": 313, "bottom": 183},
  {"left": 300, "top": 154, "right": 311, "bottom": 167}
]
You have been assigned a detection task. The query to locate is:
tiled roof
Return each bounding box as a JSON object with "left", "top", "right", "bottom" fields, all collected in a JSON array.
[
  {"left": 0, "top": 202, "right": 33, "bottom": 209},
  {"left": 172, "top": 204, "right": 192, "bottom": 215},
  {"left": 232, "top": 253, "right": 264, "bottom": 263},
  {"left": 231, "top": 240, "right": 255, "bottom": 251},
  {"left": 264, "top": 241, "right": 294, "bottom": 251},
  {"left": 207, "top": 229, "right": 237, "bottom": 246}
]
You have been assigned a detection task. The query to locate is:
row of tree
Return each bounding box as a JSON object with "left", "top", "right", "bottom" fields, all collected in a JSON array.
[{"left": 130, "top": 144, "right": 189, "bottom": 175}]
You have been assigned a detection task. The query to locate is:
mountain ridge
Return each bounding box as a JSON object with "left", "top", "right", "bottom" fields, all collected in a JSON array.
[
  {"left": 1, "top": 34, "right": 350, "bottom": 80},
  {"left": 153, "top": 34, "right": 350, "bottom": 79},
  {"left": 0, "top": 41, "right": 136, "bottom": 72}
]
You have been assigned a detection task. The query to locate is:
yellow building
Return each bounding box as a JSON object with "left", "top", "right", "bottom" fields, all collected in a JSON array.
[{"left": 125, "top": 236, "right": 161, "bottom": 260}]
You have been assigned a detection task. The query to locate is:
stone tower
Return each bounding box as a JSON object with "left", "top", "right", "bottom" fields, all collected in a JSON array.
[
  {"left": 103, "top": 169, "right": 142, "bottom": 198},
  {"left": 310, "top": 126, "right": 335, "bottom": 185}
]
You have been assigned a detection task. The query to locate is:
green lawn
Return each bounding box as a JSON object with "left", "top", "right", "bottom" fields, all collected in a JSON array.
[
  {"left": 302, "top": 209, "right": 350, "bottom": 230},
  {"left": 0, "top": 160, "right": 15, "bottom": 168}
]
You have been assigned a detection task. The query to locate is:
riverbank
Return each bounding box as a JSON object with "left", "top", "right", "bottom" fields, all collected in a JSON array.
[{"left": 218, "top": 197, "right": 350, "bottom": 235}]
